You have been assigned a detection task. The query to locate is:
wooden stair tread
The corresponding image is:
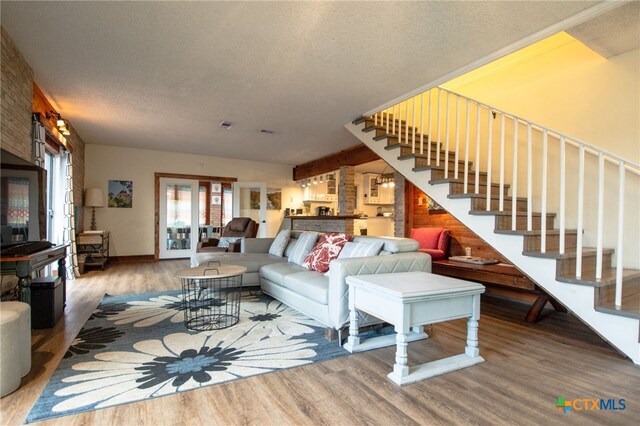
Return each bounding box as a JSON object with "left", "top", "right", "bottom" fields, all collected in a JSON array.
[
  {"left": 595, "top": 304, "right": 640, "bottom": 320},
  {"left": 470, "top": 210, "right": 556, "bottom": 217},
  {"left": 448, "top": 193, "right": 527, "bottom": 201},
  {"left": 495, "top": 229, "right": 577, "bottom": 236},
  {"left": 398, "top": 153, "right": 459, "bottom": 161},
  {"left": 414, "top": 165, "right": 488, "bottom": 174},
  {"left": 429, "top": 177, "right": 496, "bottom": 184},
  {"left": 523, "top": 247, "right": 615, "bottom": 259},
  {"left": 557, "top": 268, "right": 640, "bottom": 287}
]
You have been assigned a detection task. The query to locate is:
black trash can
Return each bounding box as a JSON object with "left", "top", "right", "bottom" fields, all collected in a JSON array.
[{"left": 30, "top": 276, "right": 63, "bottom": 329}]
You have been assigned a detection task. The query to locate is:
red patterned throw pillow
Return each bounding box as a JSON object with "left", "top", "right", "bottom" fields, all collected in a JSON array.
[{"left": 302, "top": 233, "right": 351, "bottom": 272}]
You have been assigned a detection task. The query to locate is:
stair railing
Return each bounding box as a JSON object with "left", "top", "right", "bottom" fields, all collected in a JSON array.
[{"left": 371, "top": 86, "right": 639, "bottom": 307}]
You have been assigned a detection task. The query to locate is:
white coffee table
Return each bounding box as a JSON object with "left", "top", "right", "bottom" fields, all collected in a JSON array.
[{"left": 344, "top": 271, "right": 485, "bottom": 385}]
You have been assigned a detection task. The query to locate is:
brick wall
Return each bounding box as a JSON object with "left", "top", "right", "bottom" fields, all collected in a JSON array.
[
  {"left": 291, "top": 218, "right": 354, "bottom": 234},
  {"left": 393, "top": 172, "right": 405, "bottom": 237},
  {"left": 338, "top": 166, "right": 355, "bottom": 215},
  {"left": 1, "top": 27, "right": 34, "bottom": 162}
]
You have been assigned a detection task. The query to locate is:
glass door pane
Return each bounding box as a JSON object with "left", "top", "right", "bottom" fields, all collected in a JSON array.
[
  {"left": 232, "top": 182, "right": 266, "bottom": 237},
  {"left": 159, "top": 178, "right": 198, "bottom": 259}
]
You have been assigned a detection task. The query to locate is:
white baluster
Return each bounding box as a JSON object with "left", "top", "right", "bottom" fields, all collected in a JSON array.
[
  {"left": 398, "top": 103, "right": 402, "bottom": 144},
  {"left": 404, "top": 99, "right": 409, "bottom": 146},
  {"left": 527, "top": 124, "right": 532, "bottom": 231},
  {"left": 615, "top": 161, "right": 625, "bottom": 306},
  {"left": 511, "top": 117, "right": 518, "bottom": 231},
  {"left": 541, "top": 129, "right": 548, "bottom": 253},
  {"left": 436, "top": 89, "right": 441, "bottom": 167},
  {"left": 559, "top": 137, "right": 566, "bottom": 254},
  {"left": 475, "top": 105, "right": 481, "bottom": 194},
  {"left": 428, "top": 90, "right": 433, "bottom": 165},
  {"left": 420, "top": 93, "right": 424, "bottom": 155},
  {"left": 386, "top": 107, "right": 390, "bottom": 134},
  {"left": 576, "top": 145, "right": 585, "bottom": 278},
  {"left": 455, "top": 96, "right": 460, "bottom": 179},
  {"left": 464, "top": 99, "right": 470, "bottom": 194},
  {"left": 486, "top": 108, "right": 493, "bottom": 211},
  {"left": 444, "top": 92, "right": 450, "bottom": 178},
  {"left": 499, "top": 113, "right": 505, "bottom": 212},
  {"left": 412, "top": 96, "right": 416, "bottom": 153},
  {"left": 596, "top": 152, "right": 605, "bottom": 280},
  {"left": 392, "top": 104, "right": 396, "bottom": 135}
]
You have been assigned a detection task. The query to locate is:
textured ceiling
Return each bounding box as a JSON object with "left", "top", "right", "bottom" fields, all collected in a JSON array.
[
  {"left": 2, "top": 1, "right": 611, "bottom": 166},
  {"left": 567, "top": 1, "right": 640, "bottom": 58}
]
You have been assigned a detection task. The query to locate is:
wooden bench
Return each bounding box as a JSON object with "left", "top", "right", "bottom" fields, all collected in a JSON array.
[{"left": 432, "top": 259, "right": 566, "bottom": 322}]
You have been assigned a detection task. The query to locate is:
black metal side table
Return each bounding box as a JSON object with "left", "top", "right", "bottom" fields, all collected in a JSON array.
[{"left": 174, "top": 264, "right": 246, "bottom": 331}]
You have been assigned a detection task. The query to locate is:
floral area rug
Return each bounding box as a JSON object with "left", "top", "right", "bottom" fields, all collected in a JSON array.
[{"left": 26, "top": 290, "right": 350, "bottom": 423}]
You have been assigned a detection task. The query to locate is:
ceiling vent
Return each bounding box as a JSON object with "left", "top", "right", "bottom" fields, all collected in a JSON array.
[
  {"left": 219, "top": 121, "right": 233, "bottom": 129},
  {"left": 260, "top": 129, "right": 275, "bottom": 134}
]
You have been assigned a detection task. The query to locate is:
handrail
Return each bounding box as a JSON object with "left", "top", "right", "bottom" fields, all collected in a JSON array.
[{"left": 436, "top": 87, "right": 640, "bottom": 171}]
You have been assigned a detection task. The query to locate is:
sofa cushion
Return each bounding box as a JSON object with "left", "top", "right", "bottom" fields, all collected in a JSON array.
[
  {"left": 269, "top": 230, "right": 290, "bottom": 257},
  {"left": 287, "top": 231, "right": 319, "bottom": 266},
  {"left": 338, "top": 241, "right": 384, "bottom": 259},
  {"left": 302, "top": 233, "right": 351, "bottom": 272},
  {"left": 191, "top": 252, "right": 287, "bottom": 271},
  {"left": 282, "top": 271, "right": 329, "bottom": 304},
  {"left": 217, "top": 236, "right": 242, "bottom": 248},
  {"left": 260, "top": 262, "right": 305, "bottom": 283},
  {"left": 351, "top": 235, "right": 419, "bottom": 253}
]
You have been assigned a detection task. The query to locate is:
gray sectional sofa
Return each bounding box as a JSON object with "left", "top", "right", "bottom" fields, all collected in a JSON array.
[{"left": 191, "top": 231, "right": 432, "bottom": 332}]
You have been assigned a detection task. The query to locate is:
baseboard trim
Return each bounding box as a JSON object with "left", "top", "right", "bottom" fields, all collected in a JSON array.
[{"left": 110, "top": 255, "right": 155, "bottom": 263}]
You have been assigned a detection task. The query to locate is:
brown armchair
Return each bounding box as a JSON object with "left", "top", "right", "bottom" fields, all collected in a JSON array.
[{"left": 196, "top": 217, "right": 259, "bottom": 253}]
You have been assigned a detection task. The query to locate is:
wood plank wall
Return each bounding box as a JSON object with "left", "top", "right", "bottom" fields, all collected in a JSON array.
[{"left": 405, "top": 182, "right": 509, "bottom": 263}]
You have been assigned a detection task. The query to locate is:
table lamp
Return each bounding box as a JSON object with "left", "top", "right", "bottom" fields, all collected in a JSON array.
[{"left": 85, "top": 188, "right": 105, "bottom": 231}]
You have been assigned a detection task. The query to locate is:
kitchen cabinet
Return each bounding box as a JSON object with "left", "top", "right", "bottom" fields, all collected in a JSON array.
[
  {"left": 304, "top": 172, "right": 338, "bottom": 202},
  {"left": 363, "top": 173, "right": 394, "bottom": 205}
]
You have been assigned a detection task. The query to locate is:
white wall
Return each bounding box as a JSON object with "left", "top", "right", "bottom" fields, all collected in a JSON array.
[
  {"left": 84, "top": 144, "right": 296, "bottom": 256},
  {"left": 444, "top": 36, "right": 639, "bottom": 163}
]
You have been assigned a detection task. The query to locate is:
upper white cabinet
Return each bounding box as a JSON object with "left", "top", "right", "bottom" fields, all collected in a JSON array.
[
  {"left": 363, "top": 173, "right": 394, "bottom": 205},
  {"left": 303, "top": 172, "right": 338, "bottom": 202}
]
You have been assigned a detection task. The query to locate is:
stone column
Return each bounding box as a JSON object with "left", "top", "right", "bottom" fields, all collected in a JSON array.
[
  {"left": 394, "top": 172, "right": 406, "bottom": 237},
  {"left": 338, "top": 166, "right": 355, "bottom": 216}
]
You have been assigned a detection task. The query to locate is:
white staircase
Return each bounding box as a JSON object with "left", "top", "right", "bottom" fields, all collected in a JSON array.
[{"left": 345, "top": 87, "right": 640, "bottom": 364}]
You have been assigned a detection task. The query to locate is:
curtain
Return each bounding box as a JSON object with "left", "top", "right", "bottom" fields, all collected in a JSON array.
[
  {"left": 61, "top": 150, "right": 79, "bottom": 278},
  {"left": 32, "top": 116, "right": 46, "bottom": 168}
]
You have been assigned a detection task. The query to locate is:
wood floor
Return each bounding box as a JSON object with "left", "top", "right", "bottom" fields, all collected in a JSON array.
[{"left": 1, "top": 260, "right": 638, "bottom": 425}]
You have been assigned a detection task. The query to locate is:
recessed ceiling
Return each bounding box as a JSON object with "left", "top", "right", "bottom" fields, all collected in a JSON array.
[{"left": 2, "top": 1, "right": 616, "bottom": 166}]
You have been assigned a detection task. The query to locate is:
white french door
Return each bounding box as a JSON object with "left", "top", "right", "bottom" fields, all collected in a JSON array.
[
  {"left": 159, "top": 178, "right": 199, "bottom": 259},
  {"left": 232, "top": 182, "right": 267, "bottom": 237}
]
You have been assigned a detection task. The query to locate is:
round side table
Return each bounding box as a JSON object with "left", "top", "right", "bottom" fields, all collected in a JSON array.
[{"left": 175, "top": 264, "right": 247, "bottom": 331}]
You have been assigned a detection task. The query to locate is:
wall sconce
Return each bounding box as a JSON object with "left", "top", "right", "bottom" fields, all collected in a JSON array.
[{"left": 46, "top": 111, "right": 72, "bottom": 136}]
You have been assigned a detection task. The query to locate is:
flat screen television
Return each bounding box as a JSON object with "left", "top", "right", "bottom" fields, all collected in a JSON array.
[{"left": 0, "top": 149, "right": 47, "bottom": 245}]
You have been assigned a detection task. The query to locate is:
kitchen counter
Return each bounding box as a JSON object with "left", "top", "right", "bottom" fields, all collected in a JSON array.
[
  {"left": 285, "top": 215, "right": 361, "bottom": 220},
  {"left": 283, "top": 215, "right": 360, "bottom": 234}
]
